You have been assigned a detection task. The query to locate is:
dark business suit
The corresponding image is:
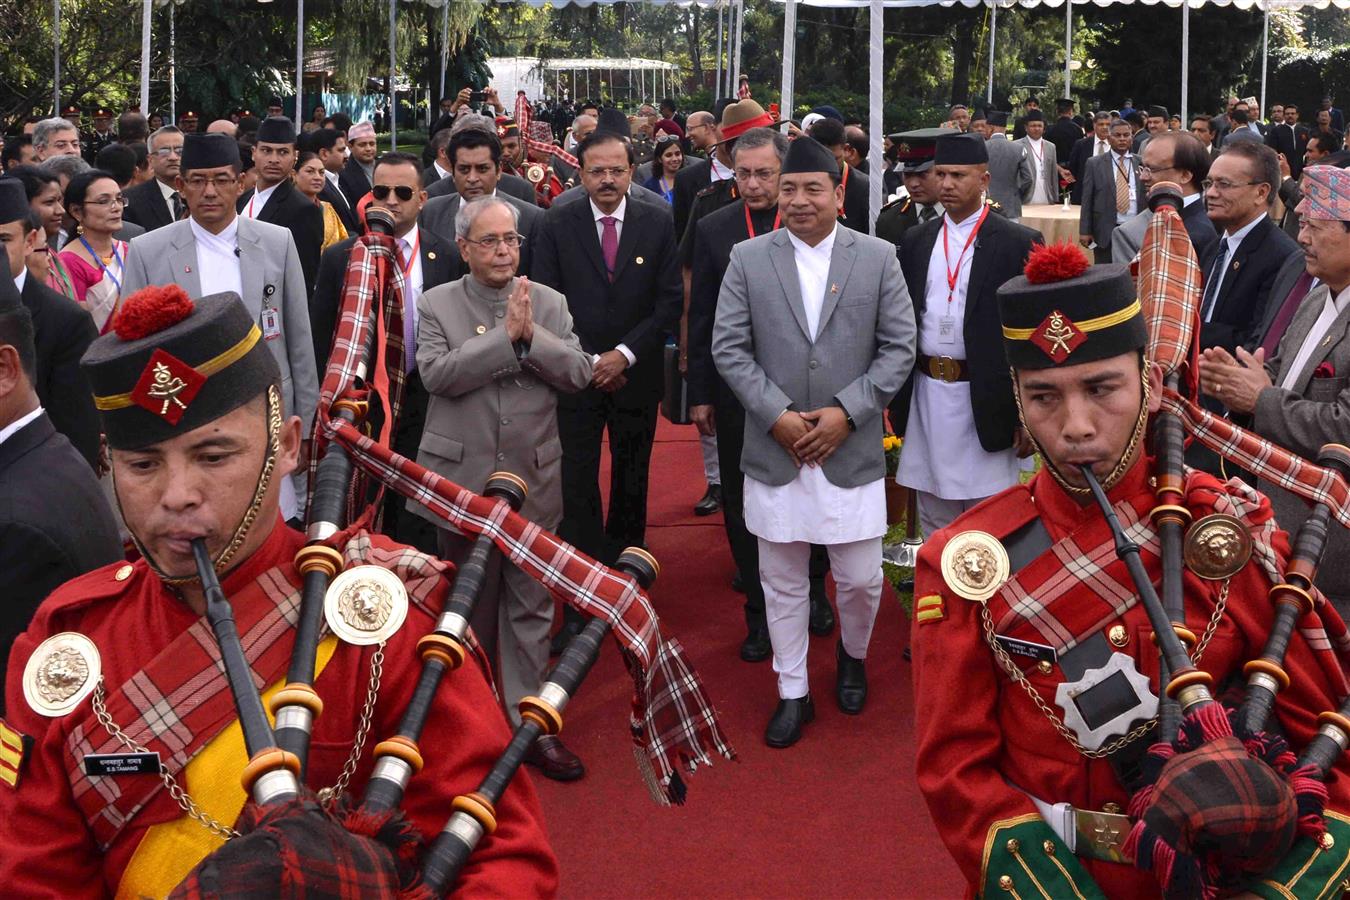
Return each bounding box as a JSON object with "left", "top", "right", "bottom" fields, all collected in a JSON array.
[
  {"left": 1198, "top": 214, "right": 1301, "bottom": 353},
  {"left": 1067, "top": 134, "right": 1108, "bottom": 205},
  {"left": 309, "top": 229, "right": 460, "bottom": 553},
  {"left": 532, "top": 194, "right": 682, "bottom": 563},
  {"left": 121, "top": 177, "right": 176, "bottom": 232},
  {"left": 417, "top": 190, "right": 543, "bottom": 274},
  {"left": 1267, "top": 122, "right": 1310, "bottom": 179},
  {"left": 237, "top": 179, "right": 324, "bottom": 297},
  {"left": 0, "top": 412, "right": 122, "bottom": 709},
  {"left": 673, "top": 157, "right": 713, "bottom": 244},
  {"left": 339, "top": 157, "right": 373, "bottom": 210},
  {"left": 425, "top": 171, "right": 536, "bottom": 205},
  {"left": 1255, "top": 250, "right": 1310, "bottom": 351},
  {"left": 19, "top": 276, "right": 100, "bottom": 470},
  {"left": 839, "top": 163, "right": 872, "bottom": 234},
  {"left": 320, "top": 177, "right": 361, "bottom": 234},
  {"left": 892, "top": 213, "right": 1043, "bottom": 452}
]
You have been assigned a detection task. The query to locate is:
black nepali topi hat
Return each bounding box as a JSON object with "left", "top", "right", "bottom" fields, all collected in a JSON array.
[
  {"left": 181, "top": 132, "right": 241, "bottom": 172},
  {"left": 1148, "top": 105, "right": 1170, "bottom": 119},
  {"left": 998, "top": 244, "right": 1146, "bottom": 369},
  {"left": 781, "top": 135, "right": 839, "bottom": 177},
  {"left": 934, "top": 132, "right": 988, "bottom": 166},
  {"left": 82, "top": 287, "right": 280, "bottom": 450},
  {"left": 256, "top": 116, "right": 297, "bottom": 145},
  {"left": 0, "top": 179, "right": 30, "bottom": 225},
  {"left": 1023, "top": 109, "right": 1045, "bottom": 123},
  {"left": 595, "top": 107, "right": 632, "bottom": 138}
]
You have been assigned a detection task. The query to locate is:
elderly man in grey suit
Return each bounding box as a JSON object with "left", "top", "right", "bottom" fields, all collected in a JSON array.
[
  {"left": 121, "top": 132, "right": 318, "bottom": 521},
  {"left": 1109, "top": 131, "right": 1218, "bottom": 265},
  {"left": 1079, "top": 118, "right": 1142, "bottom": 263},
  {"left": 1016, "top": 110, "right": 1061, "bottom": 206},
  {"left": 418, "top": 127, "right": 543, "bottom": 273},
  {"left": 412, "top": 196, "right": 593, "bottom": 781},
  {"left": 713, "top": 137, "right": 916, "bottom": 749},
  {"left": 1198, "top": 164, "right": 1350, "bottom": 616},
  {"left": 977, "top": 111, "right": 1032, "bottom": 219}
]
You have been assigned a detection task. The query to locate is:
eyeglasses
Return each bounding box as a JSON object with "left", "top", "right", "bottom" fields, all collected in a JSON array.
[
  {"left": 83, "top": 194, "right": 128, "bottom": 208},
  {"left": 1202, "top": 178, "right": 1262, "bottom": 192},
  {"left": 734, "top": 167, "right": 781, "bottom": 182},
  {"left": 183, "top": 174, "right": 238, "bottom": 191},
  {"left": 465, "top": 233, "right": 524, "bottom": 250},
  {"left": 584, "top": 166, "right": 630, "bottom": 179},
  {"left": 1136, "top": 164, "right": 1176, "bottom": 177},
  {"left": 154, "top": 146, "right": 184, "bottom": 157},
  {"left": 371, "top": 184, "right": 416, "bottom": 201}
]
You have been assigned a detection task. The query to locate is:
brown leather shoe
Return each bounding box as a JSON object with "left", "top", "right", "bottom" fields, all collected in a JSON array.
[{"left": 525, "top": 735, "right": 585, "bottom": 781}]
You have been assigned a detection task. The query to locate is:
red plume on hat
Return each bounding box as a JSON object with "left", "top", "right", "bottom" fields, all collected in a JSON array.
[
  {"left": 1023, "top": 242, "right": 1089, "bottom": 285},
  {"left": 112, "top": 285, "right": 195, "bottom": 341}
]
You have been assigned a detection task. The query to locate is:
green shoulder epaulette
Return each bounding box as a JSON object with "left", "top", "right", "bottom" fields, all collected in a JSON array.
[
  {"left": 980, "top": 815, "right": 1107, "bottom": 899},
  {"left": 1250, "top": 811, "right": 1350, "bottom": 899}
]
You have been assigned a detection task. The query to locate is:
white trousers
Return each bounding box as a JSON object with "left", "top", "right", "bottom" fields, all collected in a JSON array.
[
  {"left": 757, "top": 536, "right": 883, "bottom": 699},
  {"left": 916, "top": 491, "right": 988, "bottom": 537},
  {"left": 700, "top": 432, "right": 720, "bottom": 484}
]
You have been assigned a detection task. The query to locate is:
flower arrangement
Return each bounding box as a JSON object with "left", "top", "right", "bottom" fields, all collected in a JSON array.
[{"left": 883, "top": 433, "right": 903, "bottom": 476}]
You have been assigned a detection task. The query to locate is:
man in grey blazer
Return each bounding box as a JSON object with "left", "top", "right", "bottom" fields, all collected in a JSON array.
[
  {"left": 121, "top": 133, "right": 319, "bottom": 519},
  {"left": 713, "top": 137, "right": 916, "bottom": 748},
  {"left": 978, "top": 111, "right": 1032, "bottom": 219},
  {"left": 418, "top": 127, "right": 543, "bottom": 273},
  {"left": 1198, "top": 164, "right": 1350, "bottom": 615},
  {"left": 1016, "top": 110, "right": 1060, "bottom": 206},
  {"left": 412, "top": 196, "right": 593, "bottom": 780},
  {"left": 1079, "top": 119, "right": 1142, "bottom": 263}
]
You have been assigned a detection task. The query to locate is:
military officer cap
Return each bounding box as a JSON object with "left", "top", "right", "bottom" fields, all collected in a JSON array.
[
  {"left": 256, "top": 116, "right": 297, "bottom": 145},
  {"left": 61, "top": 103, "right": 81, "bottom": 119},
  {"left": 93, "top": 107, "right": 113, "bottom": 120},
  {"left": 934, "top": 132, "right": 988, "bottom": 166},
  {"left": 180, "top": 132, "right": 241, "bottom": 172},
  {"left": 180, "top": 110, "right": 199, "bottom": 120},
  {"left": 81, "top": 288, "right": 280, "bottom": 450},
  {"left": 997, "top": 244, "right": 1146, "bottom": 369},
  {"left": 887, "top": 127, "right": 954, "bottom": 174},
  {"left": 782, "top": 135, "right": 839, "bottom": 177},
  {"left": 495, "top": 116, "right": 520, "bottom": 139}
]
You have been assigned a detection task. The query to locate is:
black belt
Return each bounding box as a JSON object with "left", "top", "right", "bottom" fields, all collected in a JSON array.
[{"left": 917, "top": 353, "right": 969, "bottom": 382}]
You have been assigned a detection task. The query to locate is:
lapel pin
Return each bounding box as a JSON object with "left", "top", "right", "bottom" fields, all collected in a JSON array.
[
  {"left": 1232, "top": 260, "right": 1241, "bottom": 271},
  {"left": 264, "top": 285, "right": 275, "bottom": 297},
  {"left": 476, "top": 325, "right": 487, "bottom": 335},
  {"left": 184, "top": 265, "right": 192, "bottom": 273},
  {"left": 635, "top": 256, "right": 644, "bottom": 265},
  {"left": 427, "top": 251, "right": 437, "bottom": 260},
  {"left": 830, "top": 284, "right": 839, "bottom": 294}
]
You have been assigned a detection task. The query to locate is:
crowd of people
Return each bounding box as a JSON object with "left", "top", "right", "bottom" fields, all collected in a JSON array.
[{"left": 1, "top": 78, "right": 1350, "bottom": 897}]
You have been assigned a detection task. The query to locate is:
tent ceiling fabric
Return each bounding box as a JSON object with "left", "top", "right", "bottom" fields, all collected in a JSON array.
[
  {"left": 505, "top": 1, "right": 723, "bottom": 8},
  {"left": 771, "top": 0, "right": 1350, "bottom": 7}
]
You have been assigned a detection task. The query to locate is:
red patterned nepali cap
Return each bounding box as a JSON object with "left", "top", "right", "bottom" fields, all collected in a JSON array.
[
  {"left": 1298, "top": 164, "right": 1350, "bottom": 221},
  {"left": 998, "top": 243, "right": 1147, "bottom": 368},
  {"left": 81, "top": 288, "right": 279, "bottom": 449}
]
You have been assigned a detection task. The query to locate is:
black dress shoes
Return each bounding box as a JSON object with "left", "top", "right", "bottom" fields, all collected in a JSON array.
[
  {"left": 694, "top": 483, "right": 723, "bottom": 516},
  {"left": 764, "top": 695, "right": 815, "bottom": 748},
  {"left": 836, "top": 641, "right": 867, "bottom": 714},
  {"left": 740, "top": 624, "right": 771, "bottom": 662},
  {"left": 808, "top": 580, "right": 835, "bottom": 636},
  {"left": 524, "top": 735, "right": 585, "bottom": 781}
]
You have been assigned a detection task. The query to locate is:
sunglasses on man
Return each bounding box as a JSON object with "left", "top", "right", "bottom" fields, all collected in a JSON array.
[{"left": 371, "top": 184, "right": 416, "bottom": 201}]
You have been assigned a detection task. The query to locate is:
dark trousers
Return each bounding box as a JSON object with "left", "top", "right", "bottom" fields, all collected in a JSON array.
[
  {"left": 1093, "top": 244, "right": 1113, "bottom": 265},
  {"left": 715, "top": 380, "right": 828, "bottom": 631},
  {"left": 382, "top": 371, "right": 439, "bottom": 555},
  {"left": 557, "top": 387, "right": 659, "bottom": 565}
]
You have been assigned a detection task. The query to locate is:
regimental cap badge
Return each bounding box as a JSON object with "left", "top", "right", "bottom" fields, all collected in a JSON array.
[
  {"left": 1031, "top": 309, "right": 1088, "bottom": 362},
  {"left": 324, "top": 565, "right": 410, "bottom": 645},
  {"left": 130, "top": 349, "right": 205, "bottom": 424},
  {"left": 23, "top": 632, "right": 101, "bottom": 717},
  {"left": 940, "top": 530, "right": 1010, "bottom": 603}
]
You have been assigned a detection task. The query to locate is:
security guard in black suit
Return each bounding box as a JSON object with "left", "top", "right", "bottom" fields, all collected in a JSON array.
[
  {"left": 875, "top": 129, "right": 948, "bottom": 257},
  {"left": 236, "top": 117, "right": 324, "bottom": 297}
]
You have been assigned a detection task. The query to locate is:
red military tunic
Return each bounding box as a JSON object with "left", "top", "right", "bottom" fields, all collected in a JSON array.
[
  {"left": 913, "top": 458, "right": 1350, "bottom": 897},
  {"left": 1, "top": 519, "right": 559, "bottom": 898}
]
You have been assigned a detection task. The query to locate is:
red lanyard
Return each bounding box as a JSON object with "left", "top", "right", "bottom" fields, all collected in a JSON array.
[
  {"left": 838, "top": 162, "right": 850, "bottom": 217},
  {"left": 941, "top": 205, "right": 990, "bottom": 304},
  {"left": 744, "top": 204, "right": 781, "bottom": 238},
  {"left": 398, "top": 230, "right": 420, "bottom": 278}
]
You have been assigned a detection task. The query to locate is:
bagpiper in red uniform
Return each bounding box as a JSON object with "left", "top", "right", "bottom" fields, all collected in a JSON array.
[
  {"left": 0, "top": 275, "right": 557, "bottom": 897},
  {"left": 913, "top": 249, "right": 1350, "bottom": 898}
]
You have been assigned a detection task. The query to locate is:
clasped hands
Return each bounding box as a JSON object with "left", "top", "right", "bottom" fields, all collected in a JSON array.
[
  {"left": 1198, "top": 345, "right": 1271, "bottom": 415},
  {"left": 771, "top": 407, "right": 850, "bottom": 467}
]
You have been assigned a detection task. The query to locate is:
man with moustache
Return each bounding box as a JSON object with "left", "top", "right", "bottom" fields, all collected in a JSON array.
[
  {"left": 339, "top": 121, "right": 379, "bottom": 209},
  {"left": 1134, "top": 105, "right": 1170, "bottom": 154},
  {"left": 1046, "top": 98, "right": 1084, "bottom": 167},
  {"left": 1016, "top": 110, "right": 1059, "bottom": 206},
  {"left": 875, "top": 130, "right": 946, "bottom": 255},
  {"left": 894, "top": 133, "right": 1042, "bottom": 535},
  {"left": 1067, "top": 111, "right": 1112, "bottom": 205},
  {"left": 237, "top": 117, "right": 322, "bottom": 296},
  {"left": 1078, "top": 118, "right": 1142, "bottom": 263},
  {"left": 713, "top": 136, "right": 914, "bottom": 747},
  {"left": 307, "top": 126, "right": 359, "bottom": 233},
  {"left": 1109, "top": 131, "right": 1218, "bottom": 264}
]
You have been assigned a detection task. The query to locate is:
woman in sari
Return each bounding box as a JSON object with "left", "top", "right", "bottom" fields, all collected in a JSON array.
[
  {"left": 57, "top": 170, "right": 129, "bottom": 333},
  {"left": 6, "top": 165, "right": 78, "bottom": 300},
  {"left": 292, "top": 150, "right": 348, "bottom": 250}
]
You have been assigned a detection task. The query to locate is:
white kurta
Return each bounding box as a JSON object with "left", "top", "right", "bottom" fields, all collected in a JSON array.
[
  {"left": 1027, "top": 138, "right": 1055, "bottom": 204},
  {"left": 241, "top": 183, "right": 279, "bottom": 219},
  {"left": 743, "top": 225, "right": 885, "bottom": 545},
  {"left": 896, "top": 208, "right": 1022, "bottom": 501}
]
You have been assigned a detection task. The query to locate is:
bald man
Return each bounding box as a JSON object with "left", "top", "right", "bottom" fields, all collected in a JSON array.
[{"left": 206, "top": 119, "right": 238, "bottom": 137}]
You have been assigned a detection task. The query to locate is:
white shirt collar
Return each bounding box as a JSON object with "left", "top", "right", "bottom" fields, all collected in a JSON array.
[
  {"left": 710, "top": 156, "right": 734, "bottom": 182},
  {"left": 590, "top": 196, "right": 627, "bottom": 224},
  {"left": 396, "top": 224, "right": 419, "bottom": 248},
  {"left": 190, "top": 213, "right": 240, "bottom": 249},
  {"left": 1182, "top": 191, "right": 1201, "bottom": 206},
  {"left": 434, "top": 161, "right": 451, "bottom": 181},
  {"left": 0, "top": 407, "right": 43, "bottom": 447},
  {"left": 253, "top": 182, "right": 280, "bottom": 206},
  {"left": 13, "top": 267, "right": 27, "bottom": 294},
  {"left": 1222, "top": 213, "right": 1266, "bottom": 247},
  {"left": 944, "top": 206, "right": 984, "bottom": 231},
  {"left": 157, "top": 178, "right": 176, "bottom": 200},
  {"left": 324, "top": 169, "right": 340, "bottom": 186},
  {"left": 787, "top": 222, "right": 838, "bottom": 256}
]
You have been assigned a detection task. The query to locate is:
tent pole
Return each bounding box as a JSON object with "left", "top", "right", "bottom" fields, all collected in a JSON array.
[
  {"left": 139, "top": 0, "right": 151, "bottom": 116},
  {"left": 1260, "top": 6, "right": 1269, "bottom": 119},
  {"left": 1064, "top": 0, "right": 1072, "bottom": 98},
  {"left": 869, "top": 0, "right": 883, "bottom": 233},
  {"left": 295, "top": 0, "right": 304, "bottom": 124},
  {"left": 1181, "top": 2, "right": 1190, "bottom": 126},
  {"left": 389, "top": 0, "right": 396, "bottom": 151},
  {"left": 715, "top": 2, "right": 724, "bottom": 102},
  {"left": 169, "top": 4, "right": 176, "bottom": 125},
  {"left": 439, "top": 0, "right": 449, "bottom": 101},
  {"left": 732, "top": 0, "right": 743, "bottom": 94},
  {"left": 53, "top": 0, "right": 60, "bottom": 114},
  {"left": 987, "top": 2, "right": 996, "bottom": 105},
  {"left": 781, "top": 0, "right": 796, "bottom": 126}
]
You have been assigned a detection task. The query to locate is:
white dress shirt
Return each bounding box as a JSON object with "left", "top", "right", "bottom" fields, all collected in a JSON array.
[
  {"left": 0, "top": 406, "right": 43, "bottom": 447},
  {"left": 397, "top": 225, "right": 424, "bottom": 356},
  {"left": 709, "top": 156, "right": 734, "bottom": 182},
  {"left": 14, "top": 267, "right": 27, "bottom": 294},
  {"left": 897, "top": 208, "right": 1022, "bottom": 500},
  {"left": 158, "top": 178, "right": 178, "bottom": 221},
  {"left": 433, "top": 161, "right": 452, "bottom": 182},
  {"left": 1204, "top": 214, "right": 1267, "bottom": 322},
  {"left": 743, "top": 224, "right": 885, "bottom": 545},
  {"left": 588, "top": 197, "right": 636, "bottom": 366},
  {"left": 241, "top": 182, "right": 279, "bottom": 219},
  {"left": 1281, "top": 284, "right": 1350, "bottom": 390},
  {"left": 188, "top": 214, "right": 243, "bottom": 299},
  {"left": 1111, "top": 151, "right": 1138, "bottom": 223},
  {"left": 1027, "top": 137, "right": 1055, "bottom": 204}
]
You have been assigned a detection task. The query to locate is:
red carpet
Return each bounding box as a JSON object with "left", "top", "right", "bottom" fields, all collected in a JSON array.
[{"left": 531, "top": 419, "right": 961, "bottom": 897}]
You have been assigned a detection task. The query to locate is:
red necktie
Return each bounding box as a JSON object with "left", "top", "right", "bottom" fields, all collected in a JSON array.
[
  {"left": 601, "top": 216, "right": 618, "bottom": 281},
  {"left": 1261, "top": 270, "right": 1315, "bottom": 357}
]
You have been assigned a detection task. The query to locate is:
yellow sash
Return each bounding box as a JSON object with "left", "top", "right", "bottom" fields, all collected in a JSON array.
[{"left": 115, "top": 636, "right": 339, "bottom": 899}]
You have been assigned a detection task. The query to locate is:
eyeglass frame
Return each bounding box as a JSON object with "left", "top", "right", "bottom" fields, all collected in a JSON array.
[
  {"left": 80, "top": 194, "right": 129, "bottom": 208},
  {"left": 1202, "top": 178, "right": 1263, "bottom": 192},
  {"left": 371, "top": 184, "right": 417, "bottom": 202},
  {"left": 461, "top": 233, "right": 526, "bottom": 250}
]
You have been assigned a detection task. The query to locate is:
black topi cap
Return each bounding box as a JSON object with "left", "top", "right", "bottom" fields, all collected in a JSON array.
[
  {"left": 934, "top": 132, "right": 989, "bottom": 166},
  {"left": 181, "top": 132, "right": 241, "bottom": 172},
  {"left": 997, "top": 245, "right": 1146, "bottom": 369},
  {"left": 782, "top": 135, "right": 840, "bottom": 177},
  {"left": 988, "top": 110, "right": 1010, "bottom": 128},
  {"left": 0, "top": 179, "right": 30, "bottom": 225},
  {"left": 256, "top": 116, "right": 297, "bottom": 145},
  {"left": 595, "top": 108, "right": 632, "bottom": 138},
  {"left": 1024, "top": 109, "right": 1045, "bottom": 123},
  {"left": 82, "top": 288, "right": 280, "bottom": 450},
  {"left": 1148, "top": 105, "right": 1170, "bottom": 119}
]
